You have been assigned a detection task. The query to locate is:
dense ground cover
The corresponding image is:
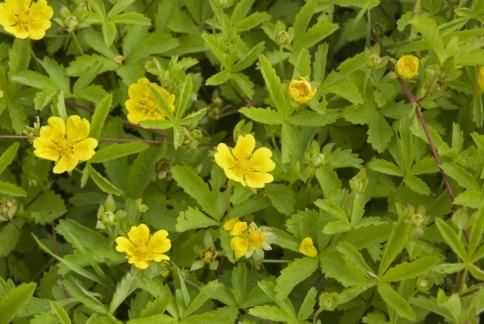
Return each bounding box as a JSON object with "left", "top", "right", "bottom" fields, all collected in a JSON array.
[{"left": 1, "top": 0, "right": 484, "bottom": 323}]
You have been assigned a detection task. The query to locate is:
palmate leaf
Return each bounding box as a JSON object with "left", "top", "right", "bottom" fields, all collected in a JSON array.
[
  {"left": 275, "top": 257, "right": 318, "bottom": 299},
  {"left": 0, "top": 282, "right": 36, "bottom": 324},
  {"left": 377, "top": 282, "right": 416, "bottom": 321}
]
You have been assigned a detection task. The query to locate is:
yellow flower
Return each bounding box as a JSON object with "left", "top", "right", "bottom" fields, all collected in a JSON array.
[
  {"left": 230, "top": 221, "right": 248, "bottom": 236},
  {"left": 396, "top": 55, "right": 419, "bottom": 80},
  {"left": 478, "top": 66, "right": 484, "bottom": 92},
  {"left": 0, "top": 0, "right": 53, "bottom": 40},
  {"left": 288, "top": 78, "right": 316, "bottom": 104},
  {"left": 115, "top": 224, "right": 171, "bottom": 270},
  {"left": 214, "top": 134, "right": 275, "bottom": 188},
  {"left": 125, "top": 78, "right": 175, "bottom": 125},
  {"left": 223, "top": 217, "right": 239, "bottom": 232},
  {"left": 299, "top": 237, "right": 318, "bottom": 257},
  {"left": 229, "top": 222, "right": 273, "bottom": 260},
  {"left": 33, "top": 115, "right": 98, "bottom": 174}
]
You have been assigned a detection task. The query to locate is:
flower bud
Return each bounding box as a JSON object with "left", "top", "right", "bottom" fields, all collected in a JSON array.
[
  {"left": 350, "top": 168, "right": 368, "bottom": 193},
  {"left": 288, "top": 79, "right": 316, "bottom": 105},
  {"left": 0, "top": 197, "right": 17, "bottom": 222},
  {"left": 396, "top": 55, "right": 420, "bottom": 80},
  {"left": 319, "top": 292, "right": 339, "bottom": 311}
]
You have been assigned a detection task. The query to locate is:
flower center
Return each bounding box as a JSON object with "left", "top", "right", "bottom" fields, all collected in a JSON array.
[
  {"left": 52, "top": 138, "right": 76, "bottom": 157},
  {"left": 294, "top": 83, "right": 311, "bottom": 97},
  {"left": 137, "top": 95, "right": 163, "bottom": 119},
  {"left": 248, "top": 229, "right": 266, "bottom": 249}
]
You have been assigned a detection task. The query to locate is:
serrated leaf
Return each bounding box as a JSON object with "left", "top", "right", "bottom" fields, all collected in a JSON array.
[
  {"left": 27, "top": 191, "right": 66, "bottom": 224},
  {"left": 259, "top": 55, "right": 290, "bottom": 116},
  {"left": 88, "top": 165, "right": 123, "bottom": 196},
  {"left": 377, "top": 282, "right": 416, "bottom": 321},
  {"left": 379, "top": 222, "right": 411, "bottom": 275},
  {"left": 382, "top": 256, "right": 440, "bottom": 282},
  {"left": 435, "top": 218, "right": 467, "bottom": 261},
  {"left": 171, "top": 165, "right": 219, "bottom": 219},
  {"left": 368, "top": 159, "right": 402, "bottom": 177},
  {"left": 110, "top": 271, "right": 139, "bottom": 313},
  {"left": 50, "top": 302, "right": 72, "bottom": 324},
  {"left": 239, "top": 107, "right": 283, "bottom": 125},
  {"left": 275, "top": 257, "right": 318, "bottom": 299},
  {"left": 0, "top": 181, "right": 25, "bottom": 197},
  {"left": 90, "top": 94, "right": 112, "bottom": 140},
  {"left": 265, "top": 184, "right": 295, "bottom": 216},
  {"left": 0, "top": 142, "right": 19, "bottom": 175},
  {"left": 176, "top": 208, "right": 219, "bottom": 232},
  {"left": 248, "top": 305, "right": 288, "bottom": 322},
  {"left": 92, "top": 142, "right": 150, "bottom": 163},
  {"left": 0, "top": 221, "right": 23, "bottom": 257},
  {"left": 0, "top": 282, "right": 36, "bottom": 324}
]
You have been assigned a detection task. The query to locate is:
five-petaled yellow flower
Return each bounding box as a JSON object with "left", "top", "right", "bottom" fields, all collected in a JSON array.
[
  {"left": 396, "top": 55, "right": 419, "bottom": 80},
  {"left": 0, "top": 0, "right": 53, "bottom": 40},
  {"left": 288, "top": 78, "right": 316, "bottom": 104},
  {"left": 125, "top": 78, "right": 175, "bottom": 125},
  {"left": 299, "top": 237, "right": 318, "bottom": 257},
  {"left": 229, "top": 221, "right": 273, "bottom": 260},
  {"left": 115, "top": 224, "right": 171, "bottom": 270},
  {"left": 478, "top": 66, "right": 484, "bottom": 92},
  {"left": 215, "top": 134, "right": 275, "bottom": 188},
  {"left": 33, "top": 115, "right": 98, "bottom": 174}
]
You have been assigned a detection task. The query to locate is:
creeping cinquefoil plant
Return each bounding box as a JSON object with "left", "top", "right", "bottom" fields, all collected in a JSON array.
[{"left": 1, "top": 1, "right": 484, "bottom": 323}]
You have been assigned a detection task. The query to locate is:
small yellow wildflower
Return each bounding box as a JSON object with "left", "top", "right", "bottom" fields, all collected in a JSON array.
[
  {"left": 478, "top": 66, "right": 484, "bottom": 92},
  {"left": 223, "top": 217, "right": 239, "bottom": 232},
  {"left": 0, "top": 0, "right": 54, "bottom": 40},
  {"left": 229, "top": 222, "right": 273, "bottom": 260},
  {"left": 115, "top": 224, "right": 171, "bottom": 270},
  {"left": 125, "top": 78, "right": 175, "bottom": 125},
  {"left": 396, "top": 55, "right": 419, "bottom": 80},
  {"left": 299, "top": 237, "right": 318, "bottom": 257},
  {"left": 288, "top": 78, "right": 316, "bottom": 104},
  {"left": 214, "top": 134, "right": 275, "bottom": 188},
  {"left": 33, "top": 115, "right": 98, "bottom": 174}
]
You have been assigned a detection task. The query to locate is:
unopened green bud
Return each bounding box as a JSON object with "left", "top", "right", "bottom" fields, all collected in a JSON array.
[
  {"left": 417, "top": 278, "right": 431, "bottom": 293},
  {"left": 65, "top": 15, "right": 79, "bottom": 32},
  {"left": 105, "top": 195, "right": 116, "bottom": 212},
  {"left": 451, "top": 208, "right": 469, "bottom": 231},
  {"left": 350, "top": 168, "right": 368, "bottom": 193},
  {"left": 136, "top": 199, "right": 149, "bottom": 213},
  {"left": 0, "top": 197, "right": 17, "bottom": 222},
  {"left": 319, "top": 292, "right": 339, "bottom": 311},
  {"left": 275, "top": 31, "right": 291, "bottom": 46}
]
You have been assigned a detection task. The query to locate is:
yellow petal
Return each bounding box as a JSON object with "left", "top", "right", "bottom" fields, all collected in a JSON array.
[
  {"left": 0, "top": 4, "right": 13, "bottom": 27},
  {"left": 129, "top": 257, "right": 149, "bottom": 270},
  {"left": 6, "top": 0, "right": 31, "bottom": 12},
  {"left": 33, "top": 137, "right": 59, "bottom": 161},
  {"left": 225, "top": 167, "right": 245, "bottom": 185},
  {"left": 223, "top": 218, "right": 239, "bottom": 231},
  {"left": 396, "top": 55, "right": 419, "bottom": 80},
  {"left": 214, "top": 143, "right": 235, "bottom": 170},
  {"left": 230, "top": 237, "right": 248, "bottom": 259},
  {"left": 244, "top": 172, "right": 273, "bottom": 188},
  {"left": 230, "top": 221, "right": 248, "bottom": 236},
  {"left": 127, "top": 224, "right": 150, "bottom": 247},
  {"left": 47, "top": 116, "right": 66, "bottom": 138},
  {"left": 233, "top": 134, "right": 255, "bottom": 160},
  {"left": 73, "top": 138, "right": 98, "bottom": 161},
  {"left": 249, "top": 147, "right": 275, "bottom": 172},
  {"left": 66, "top": 115, "right": 90, "bottom": 142},
  {"left": 115, "top": 236, "right": 135, "bottom": 255},
  {"left": 151, "top": 254, "right": 170, "bottom": 262},
  {"left": 299, "top": 237, "right": 318, "bottom": 257},
  {"left": 53, "top": 153, "right": 78, "bottom": 174},
  {"left": 148, "top": 229, "right": 171, "bottom": 254}
]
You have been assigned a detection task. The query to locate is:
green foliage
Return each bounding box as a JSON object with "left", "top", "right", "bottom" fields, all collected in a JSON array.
[{"left": 1, "top": 1, "right": 484, "bottom": 323}]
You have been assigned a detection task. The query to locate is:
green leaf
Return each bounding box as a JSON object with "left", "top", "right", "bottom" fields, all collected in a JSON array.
[
  {"left": 239, "top": 107, "right": 283, "bottom": 125},
  {"left": 368, "top": 159, "right": 402, "bottom": 177},
  {"left": 379, "top": 222, "right": 411, "bottom": 275},
  {"left": 26, "top": 191, "right": 66, "bottom": 224},
  {"left": 403, "top": 174, "right": 431, "bottom": 195},
  {"left": 90, "top": 94, "right": 113, "bottom": 140},
  {"left": 441, "top": 162, "right": 479, "bottom": 191},
  {"left": 183, "top": 307, "right": 238, "bottom": 324},
  {"left": 0, "top": 282, "right": 36, "bottom": 324},
  {"left": 410, "top": 16, "right": 445, "bottom": 63},
  {"left": 382, "top": 256, "right": 440, "bottom": 282},
  {"left": 102, "top": 21, "right": 117, "bottom": 47},
  {"left": 110, "top": 12, "right": 151, "bottom": 25},
  {"left": 469, "top": 208, "right": 484, "bottom": 257},
  {"left": 110, "top": 271, "right": 139, "bottom": 313},
  {"left": 275, "top": 257, "right": 318, "bottom": 299},
  {"left": 176, "top": 75, "right": 193, "bottom": 119},
  {"left": 336, "top": 241, "right": 373, "bottom": 275},
  {"left": 0, "top": 142, "right": 19, "bottom": 175},
  {"left": 259, "top": 55, "right": 290, "bottom": 116},
  {"left": 294, "top": 19, "right": 338, "bottom": 54},
  {"left": 50, "top": 302, "right": 72, "bottom": 324},
  {"left": 87, "top": 165, "right": 123, "bottom": 196},
  {"left": 171, "top": 165, "right": 219, "bottom": 219},
  {"left": 377, "top": 282, "right": 416, "bottom": 321},
  {"left": 176, "top": 208, "right": 219, "bottom": 232},
  {"left": 297, "top": 287, "right": 317, "bottom": 320},
  {"left": 11, "top": 71, "right": 57, "bottom": 90},
  {"left": 0, "top": 221, "right": 23, "bottom": 257},
  {"left": 265, "top": 184, "right": 295, "bottom": 216},
  {"left": 287, "top": 110, "right": 340, "bottom": 127},
  {"left": 91, "top": 142, "right": 149, "bottom": 163},
  {"left": 248, "top": 305, "right": 288, "bottom": 322},
  {"left": 435, "top": 218, "right": 467, "bottom": 261},
  {"left": 8, "top": 39, "right": 31, "bottom": 74}
]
